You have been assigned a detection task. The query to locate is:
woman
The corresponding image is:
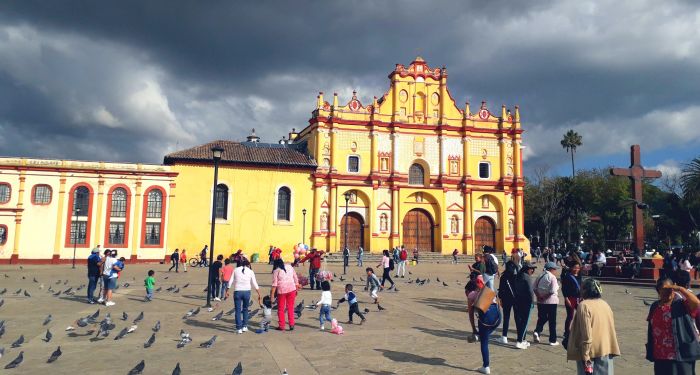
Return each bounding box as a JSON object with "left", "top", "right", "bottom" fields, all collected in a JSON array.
[
  {"left": 615, "top": 253, "right": 626, "bottom": 276},
  {"left": 513, "top": 261, "right": 537, "bottom": 349},
  {"left": 227, "top": 259, "right": 261, "bottom": 334},
  {"left": 567, "top": 278, "right": 620, "bottom": 374},
  {"left": 562, "top": 262, "right": 582, "bottom": 338},
  {"left": 270, "top": 258, "right": 300, "bottom": 331},
  {"left": 467, "top": 275, "right": 501, "bottom": 374},
  {"left": 646, "top": 277, "right": 700, "bottom": 374},
  {"left": 497, "top": 255, "right": 519, "bottom": 344},
  {"left": 180, "top": 249, "right": 187, "bottom": 272},
  {"left": 378, "top": 250, "right": 395, "bottom": 290}
]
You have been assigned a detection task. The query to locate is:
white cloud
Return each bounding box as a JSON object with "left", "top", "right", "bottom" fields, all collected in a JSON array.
[{"left": 652, "top": 159, "right": 682, "bottom": 178}]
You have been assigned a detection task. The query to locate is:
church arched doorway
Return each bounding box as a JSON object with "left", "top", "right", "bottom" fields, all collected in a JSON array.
[
  {"left": 474, "top": 216, "right": 496, "bottom": 252},
  {"left": 340, "top": 212, "right": 364, "bottom": 251},
  {"left": 402, "top": 209, "right": 434, "bottom": 252}
]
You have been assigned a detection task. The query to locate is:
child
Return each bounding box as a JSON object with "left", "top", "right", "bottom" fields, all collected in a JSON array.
[
  {"left": 337, "top": 284, "right": 365, "bottom": 325},
  {"left": 144, "top": 270, "right": 155, "bottom": 301},
  {"left": 365, "top": 267, "right": 382, "bottom": 304},
  {"left": 180, "top": 249, "right": 188, "bottom": 272},
  {"left": 260, "top": 295, "right": 272, "bottom": 331},
  {"left": 317, "top": 280, "right": 332, "bottom": 330}
]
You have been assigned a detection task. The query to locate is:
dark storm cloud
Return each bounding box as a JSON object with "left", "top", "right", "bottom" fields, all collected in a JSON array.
[{"left": 0, "top": 0, "right": 698, "bottom": 173}]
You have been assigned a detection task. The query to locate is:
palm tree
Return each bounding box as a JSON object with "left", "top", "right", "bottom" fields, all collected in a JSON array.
[
  {"left": 560, "top": 130, "right": 583, "bottom": 177},
  {"left": 681, "top": 157, "right": 700, "bottom": 199}
]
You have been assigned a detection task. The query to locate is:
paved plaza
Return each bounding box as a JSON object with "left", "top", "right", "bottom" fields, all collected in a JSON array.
[{"left": 0, "top": 262, "right": 658, "bottom": 374}]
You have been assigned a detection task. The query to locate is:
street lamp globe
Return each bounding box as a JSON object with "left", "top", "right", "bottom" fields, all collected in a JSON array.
[{"left": 211, "top": 146, "right": 224, "bottom": 160}]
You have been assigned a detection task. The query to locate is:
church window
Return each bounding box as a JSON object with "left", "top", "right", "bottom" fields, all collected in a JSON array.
[
  {"left": 110, "top": 188, "right": 127, "bottom": 217},
  {"left": 144, "top": 223, "right": 161, "bottom": 245},
  {"left": 0, "top": 184, "right": 9, "bottom": 204},
  {"left": 478, "top": 162, "right": 490, "bottom": 179},
  {"left": 73, "top": 186, "right": 90, "bottom": 216},
  {"left": 0, "top": 225, "right": 6, "bottom": 245},
  {"left": 66, "top": 184, "right": 92, "bottom": 247},
  {"left": 348, "top": 156, "right": 360, "bottom": 173},
  {"left": 215, "top": 184, "right": 228, "bottom": 220},
  {"left": 32, "top": 184, "right": 52, "bottom": 205},
  {"left": 409, "top": 163, "right": 425, "bottom": 186},
  {"left": 450, "top": 160, "right": 459, "bottom": 176},
  {"left": 277, "top": 187, "right": 291, "bottom": 221},
  {"left": 142, "top": 187, "right": 166, "bottom": 247},
  {"left": 105, "top": 186, "right": 130, "bottom": 247},
  {"left": 380, "top": 157, "right": 389, "bottom": 172},
  {"left": 109, "top": 223, "right": 125, "bottom": 245},
  {"left": 146, "top": 190, "right": 163, "bottom": 218}
]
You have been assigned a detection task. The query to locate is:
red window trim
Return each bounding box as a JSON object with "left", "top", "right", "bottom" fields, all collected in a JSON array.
[
  {"left": 31, "top": 184, "right": 53, "bottom": 205},
  {"left": 140, "top": 186, "right": 167, "bottom": 248},
  {"left": 0, "top": 224, "right": 7, "bottom": 245},
  {"left": 64, "top": 183, "right": 94, "bottom": 248},
  {"left": 104, "top": 184, "right": 131, "bottom": 248},
  {"left": 0, "top": 183, "right": 11, "bottom": 204}
]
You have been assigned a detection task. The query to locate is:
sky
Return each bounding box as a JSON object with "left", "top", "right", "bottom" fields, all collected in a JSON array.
[{"left": 0, "top": 0, "right": 699, "bottom": 178}]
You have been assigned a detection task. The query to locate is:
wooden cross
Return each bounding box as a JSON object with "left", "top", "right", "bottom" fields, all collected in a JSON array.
[{"left": 610, "top": 145, "right": 661, "bottom": 253}]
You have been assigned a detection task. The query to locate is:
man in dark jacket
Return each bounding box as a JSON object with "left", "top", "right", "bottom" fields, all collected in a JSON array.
[
  {"left": 513, "top": 261, "right": 537, "bottom": 349},
  {"left": 168, "top": 249, "right": 180, "bottom": 272},
  {"left": 498, "top": 256, "right": 519, "bottom": 343}
]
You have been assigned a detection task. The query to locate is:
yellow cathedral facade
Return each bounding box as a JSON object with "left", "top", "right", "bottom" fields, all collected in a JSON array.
[{"left": 0, "top": 58, "right": 527, "bottom": 264}]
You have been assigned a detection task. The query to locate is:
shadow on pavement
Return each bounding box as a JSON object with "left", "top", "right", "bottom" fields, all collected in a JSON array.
[
  {"left": 374, "top": 349, "right": 472, "bottom": 371},
  {"left": 412, "top": 297, "right": 466, "bottom": 312},
  {"left": 412, "top": 326, "right": 467, "bottom": 341}
]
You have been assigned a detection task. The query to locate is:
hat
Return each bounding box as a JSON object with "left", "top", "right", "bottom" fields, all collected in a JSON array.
[
  {"left": 91, "top": 248, "right": 100, "bottom": 254},
  {"left": 521, "top": 261, "right": 537, "bottom": 270},
  {"left": 544, "top": 261, "right": 559, "bottom": 270}
]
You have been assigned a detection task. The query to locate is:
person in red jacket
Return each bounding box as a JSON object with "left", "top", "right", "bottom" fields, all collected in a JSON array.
[{"left": 299, "top": 248, "right": 325, "bottom": 290}]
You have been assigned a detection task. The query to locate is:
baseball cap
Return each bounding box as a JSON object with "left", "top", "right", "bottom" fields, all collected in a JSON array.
[{"left": 545, "top": 261, "right": 559, "bottom": 270}]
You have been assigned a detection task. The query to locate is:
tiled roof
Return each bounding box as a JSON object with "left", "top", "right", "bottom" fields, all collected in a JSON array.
[{"left": 163, "top": 140, "right": 317, "bottom": 169}]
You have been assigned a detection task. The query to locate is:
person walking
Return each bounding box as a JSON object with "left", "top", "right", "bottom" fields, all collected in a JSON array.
[
  {"left": 86, "top": 247, "right": 102, "bottom": 304},
  {"left": 533, "top": 262, "right": 560, "bottom": 346},
  {"left": 299, "top": 248, "right": 324, "bottom": 290},
  {"left": 343, "top": 246, "right": 350, "bottom": 270},
  {"left": 270, "top": 258, "right": 300, "bottom": 331},
  {"left": 210, "top": 255, "right": 224, "bottom": 301},
  {"left": 168, "top": 249, "right": 179, "bottom": 272},
  {"left": 227, "top": 259, "right": 261, "bottom": 334},
  {"left": 357, "top": 246, "right": 364, "bottom": 267},
  {"left": 567, "top": 278, "right": 620, "bottom": 375},
  {"left": 467, "top": 275, "right": 501, "bottom": 374},
  {"left": 513, "top": 261, "right": 537, "bottom": 349},
  {"left": 452, "top": 248, "right": 459, "bottom": 264},
  {"left": 378, "top": 249, "right": 395, "bottom": 290},
  {"left": 396, "top": 247, "right": 408, "bottom": 278},
  {"left": 180, "top": 249, "right": 187, "bottom": 272},
  {"left": 268, "top": 245, "right": 275, "bottom": 265},
  {"left": 562, "top": 262, "right": 582, "bottom": 339},
  {"left": 413, "top": 248, "right": 420, "bottom": 264},
  {"left": 200, "top": 245, "right": 208, "bottom": 267},
  {"left": 220, "top": 258, "right": 234, "bottom": 300},
  {"left": 483, "top": 249, "right": 499, "bottom": 290},
  {"left": 497, "top": 254, "right": 519, "bottom": 343},
  {"left": 646, "top": 277, "right": 700, "bottom": 374}
]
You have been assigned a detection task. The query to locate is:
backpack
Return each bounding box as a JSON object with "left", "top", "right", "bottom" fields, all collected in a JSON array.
[
  {"left": 485, "top": 254, "right": 498, "bottom": 275},
  {"left": 389, "top": 259, "right": 395, "bottom": 271},
  {"left": 400, "top": 249, "right": 408, "bottom": 261}
]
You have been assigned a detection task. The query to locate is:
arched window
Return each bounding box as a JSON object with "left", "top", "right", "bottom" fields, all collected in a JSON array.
[
  {"left": 106, "top": 187, "right": 130, "bottom": 247},
  {"left": 143, "top": 187, "right": 166, "bottom": 247},
  {"left": 409, "top": 163, "right": 425, "bottom": 186},
  {"left": 0, "top": 183, "right": 10, "bottom": 204},
  {"left": 277, "top": 187, "right": 291, "bottom": 221},
  {"left": 0, "top": 225, "right": 7, "bottom": 245},
  {"left": 215, "top": 184, "right": 228, "bottom": 220},
  {"left": 32, "top": 184, "right": 52, "bottom": 205},
  {"left": 66, "top": 185, "right": 92, "bottom": 247},
  {"left": 73, "top": 186, "right": 90, "bottom": 216}
]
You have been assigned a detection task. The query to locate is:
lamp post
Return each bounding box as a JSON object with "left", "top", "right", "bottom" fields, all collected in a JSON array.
[
  {"left": 72, "top": 207, "right": 81, "bottom": 269},
  {"left": 302, "top": 208, "right": 307, "bottom": 245},
  {"left": 206, "top": 145, "right": 224, "bottom": 308},
  {"left": 343, "top": 192, "right": 351, "bottom": 275}
]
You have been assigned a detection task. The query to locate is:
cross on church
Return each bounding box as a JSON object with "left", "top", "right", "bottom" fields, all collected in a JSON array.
[{"left": 610, "top": 145, "right": 661, "bottom": 253}]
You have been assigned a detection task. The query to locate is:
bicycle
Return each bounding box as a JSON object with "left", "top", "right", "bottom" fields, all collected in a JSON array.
[{"left": 189, "top": 255, "right": 206, "bottom": 267}]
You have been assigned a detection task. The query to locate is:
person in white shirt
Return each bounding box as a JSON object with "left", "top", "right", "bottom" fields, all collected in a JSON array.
[
  {"left": 100, "top": 249, "right": 120, "bottom": 306},
  {"left": 227, "top": 259, "right": 261, "bottom": 334},
  {"left": 317, "top": 280, "right": 333, "bottom": 330}
]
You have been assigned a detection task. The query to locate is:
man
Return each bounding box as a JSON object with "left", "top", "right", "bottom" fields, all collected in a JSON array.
[
  {"left": 483, "top": 248, "right": 499, "bottom": 290},
  {"left": 86, "top": 247, "right": 102, "bottom": 304},
  {"left": 452, "top": 249, "right": 459, "bottom": 264},
  {"left": 592, "top": 250, "right": 607, "bottom": 277},
  {"left": 299, "top": 248, "right": 324, "bottom": 290},
  {"left": 356, "top": 246, "right": 364, "bottom": 267},
  {"left": 396, "top": 246, "right": 408, "bottom": 278},
  {"left": 200, "top": 245, "right": 208, "bottom": 267},
  {"left": 514, "top": 261, "right": 537, "bottom": 349},
  {"left": 101, "top": 250, "right": 121, "bottom": 307},
  {"left": 168, "top": 248, "right": 179, "bottom": 272},
  {"left": 469, "top": 253, "right": 485, "bottom": 276},
  {"left": 268, "top": 245, "right": 274, "bottom": 265},
  {"left": 533, "top": 262, "right": 560, "bottom": 346},
  {"left": 343, "top": 246, "right": 350, "bottom": 270}
]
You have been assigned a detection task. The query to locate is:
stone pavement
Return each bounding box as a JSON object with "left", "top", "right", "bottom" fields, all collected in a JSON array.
[{"left": 0, "top": 262, "right": 660, "bottom": 374}]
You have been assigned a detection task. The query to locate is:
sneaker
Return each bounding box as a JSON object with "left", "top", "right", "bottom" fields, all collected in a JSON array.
[
  {"left": 320, "top": 326, "right": 325, "bottom": 331},
  {"left": 533, "top": 332, "right": 540, "bottom": 343},
  {"left": 97, "top": 297, "right": 104, "bottom": 304},
  {"left": 288, "top": 326, "right": 294, "bottom": 331},
  {"left": 276, "top": 327, "right": 285, "bottom": 331},
  {"left": 346, "top": 320, "right": 354, "bottom": 325},
  {"left": 498, "top": 336, "right": 508, "bottom": 344},
  {"left": 515, "top": 341, "right": 528, "bottom": 350},
  {"left": 213, "top": 297, "right": 221, "bottom": 302},
  {"left": 477, "top": 367, "right": 491, "bottom": 374},
  {"left": 105, "top": 301, "right": 115, "bottom": 307},
  {"left": 525, "top": 341, "right": 531, "bottom": 347},
  {"left": 236, "top": 329, "right": 242, "bottom": 334},
  {"left": 88, "top": 300, "right": 95, "bottom": 304},
  {"left": 242, "top": 327, "right": 248, "bottom": 332},
  {"left": 549, "top": 341, "right": 560, "bottom": 346}
]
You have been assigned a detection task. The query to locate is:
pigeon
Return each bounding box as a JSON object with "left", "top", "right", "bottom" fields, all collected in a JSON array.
[
  {"left": 173, "top": 288, "right": 180, "bottom": 293},
  {"left": 155, "top": 287, "right": 162, "bottom": 292},
  {"left": 4, "top": 351, "right": 23, "bottom": 369},
  {"left": 409, "top": 271, "right": 412, "bottom": 275},
  {"left": 62, "top": 287, "right": 72, "bottom": 295},
  {"left": 166, "top": 286, "right": 174, "bottom": 292},
  {"left": 164, "top": 276, "right": 169, "bottom": 280},
  {"left": 0, "top": 288, "right": 5, "bottom": 295},
  {"left": 212, "top": 311, "right": 224, "bottom": 321},
  {"left": 183, "top": 309, "right": 195, "bottom": 319},
  {"left": 39, "top": 284, "right": 44, "bottom": 290},
  {"left": 364, "top": 308, "right": 370, "bottom": 313},
  {"left": 643, "top": 300, "right": 653, "bottom": 306},
  {"left": 415, "top": 278, "right": 421, "bottom": 283},
  {"left": 76, "top": 317, "right": 89, "bottom": 327},
  {"left": 442, "top": 282, "right": 448, "bottom": 287},
  {"left": 378, "top": 304, "right": 386, "bottom": 311},
  {"left": 122, "top": 312, "right": 129, "bottom": 321},
  {"left": 0, "top": 346, "right": 4, "bottom": 358},
  {"left": 128, "top": 325, "right": 138, "bottom": 333},
  {"left": 183, "top": 283, "right": 190, "bottom": 288},
  {"left": 192, "top": 307, "right": 200, "bottom": 316},
  {"left": 47, "top": 286, "right": 53, "bottom": 292},
  {"left": 53, "top": 291, "right": 61, "bottom": 297},
  {"left": 47, "top": 346, "right": 62, "bottom": 363},
  {"left": 114, "top": 327, "right": 129, "bottom": 340},
  {"left": 152, "top": 321, "right": 161, "bottom": 332},
  {"left": 128, "top": 360, "right": 145, "bottom": 375},
  {"left": 393, "top": 287, "right": 400, "bottom": 292},
  {"left": 43, "top": 314, "right": 53, "bottom": 325},
  {"left": 21, "top": 276, "right": 25, "bottom": 280},
  {"left": 180, "top": 329, "right": 190, "bottom": 339},
  {"left": 44, "top": 329, "right": 53, "bottom": 342},
  {"left": 89, "top": 309, "right": 100, "bottom": 320},
  {"left": 133, "top": 312, "right": 144, "bottom": 323},
  {"left": 437, "top": 277, "right": 441, "bottom": 282},
  {"left": 232, "top": 361, "right": 243, "bottom": 375},
  {"left": 225, "top": 306, "right": 236, "bottom": 316},
  {"left": 340, "top": 276, "right": 345, "bottom": 281},
  {"left": 172, "top": 363, "right": 182, "bottom": 375},
  {"left": 625, "top": 289, "right": 631, "bottom": 294},
  {"left": 55, "top": 280, "right": 61, "bottom": 285},
  {"left": 144, "top": 333, "right": 156, "bottom": 348},
  {"left": 11, "top": 335, "right": 24, "bottom": 348},
  {"left": 0, "top": 299, "right": 3, "bottom": 308},
  {"left": 63, "top": 280, "right": 68, "bottom": 285},
  {"left": 33, "top": 277, "right": 38, "bottom": 283},
  {"left": 13, "top": 288, "right": 21, "bottom": 295},
  {"left": 177, "top": 337, "right": 191, "bottom": 348},
  {"left": 65, "top": 326, "right": 75, "bottom": 331},
  {"left": 0, "top": 325, "right": 4, "bottom": 338},
  {"left": 123, "top": 283, "right": 130, "bottom": 288},
  {"left": 199, "top": 335, "right": 217, "bottom": 348},
  {"left": 353, "top": 277, "right": 357, "bottom": 282},
  {"left": 294, "top": 301, "right": 304, "bottom": 318},
  {"left": 359, "top": 277, "right": 364, "bottom": 281}
]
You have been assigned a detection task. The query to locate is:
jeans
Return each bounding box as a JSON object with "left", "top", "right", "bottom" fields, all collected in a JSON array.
[
  {"left": 535, "top": 303, "right": 558, "bottom": 343},
  {"left": 381, "top": 267, "right": 394, "bottom": 287},
  {"left": 478, "top": 304, "right": 500, "bottom": 368},
  {"left": 514, "top": 303, "right": 533, "bottom": 342},
  {"left": 87, "top": 275, "right": 99, "bottom": 302},
  {"left": 501, "top": 299, "right": 514, "bottom": 338},
  {"left": 277, "top": 291, "right": 297, "bottom": 328},
  {"left": 168, "top": 259, "right": 178, "bottom": 272},
  {"left": 483, "top": 273, "right": 495, "bottom": 290},
  {"left": 577, "top": 355, "right": 614, "bottom": 375},
  {"left": 319, "top": 305, "right": 332, "bottom": 326},
  {"left": 209, "top": 278, "right": 221, "bottom": 299},
  {"left": 220, "top": 282, "right": 229, "bottom": 300},
  {"left": 396, "top": 260, "right": 406, "bottom": 277},
  {"left": 357, "top": 255, "right": 363, "bottom": 266},
  {"left": 309, "top": 268, "right": 320, "bottom": 290},
  {"left": 145, "top": 288, "right": 153, "bottom": 301},
  {"left": 233, "top": 290, "right": 251, "bottom": 330},
  {"left": 343, "top": 255, "right": 349, "bottom": 267},
  {"left": 349, "top": 302, "right": 365, "bottom": 322}
]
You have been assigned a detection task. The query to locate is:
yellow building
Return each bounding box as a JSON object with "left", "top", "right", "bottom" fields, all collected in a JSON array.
[{"left": 0, "top": 158, "right": 176, "bottom": 264}]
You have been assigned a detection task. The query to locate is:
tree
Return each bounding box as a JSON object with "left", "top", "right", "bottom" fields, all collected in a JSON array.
[
  {"left": 560, "top": 130, "right": 583, "bottom": 178},
  {"left": 681, "top": 157, "right": 700, "bottom": 200}
]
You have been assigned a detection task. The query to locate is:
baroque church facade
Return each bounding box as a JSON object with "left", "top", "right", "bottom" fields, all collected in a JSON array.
[{"left": 0, "top": 58, "right": 527, "bottom": 263}]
